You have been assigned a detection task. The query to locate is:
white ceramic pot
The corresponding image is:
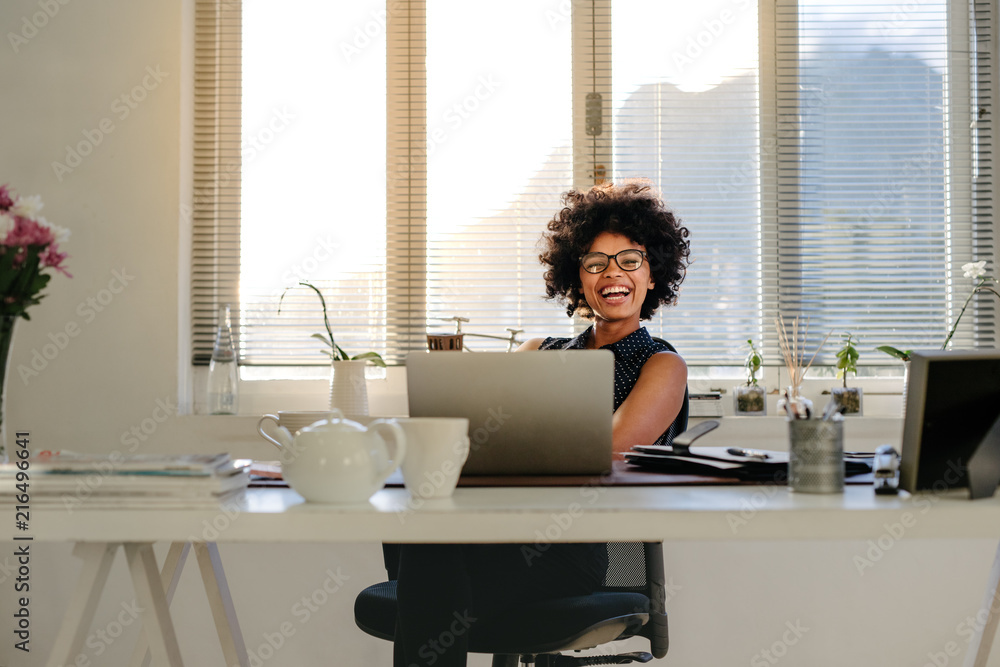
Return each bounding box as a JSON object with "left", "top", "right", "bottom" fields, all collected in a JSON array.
[
  {"left": 266, "top": 408, "right": 406, "bottom": 504},
  {"left": 330, "top": 359, "right": 369, "bottom": 416}
]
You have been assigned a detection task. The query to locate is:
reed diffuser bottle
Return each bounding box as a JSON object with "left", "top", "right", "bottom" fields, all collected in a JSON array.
[{"left": 207, "top": 303, "right": 239, "bottom": 415}]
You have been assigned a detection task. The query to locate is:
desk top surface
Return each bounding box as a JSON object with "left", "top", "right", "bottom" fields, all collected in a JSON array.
[{"left": 9, "top": 484, "right": 1000, "bottom": 544}]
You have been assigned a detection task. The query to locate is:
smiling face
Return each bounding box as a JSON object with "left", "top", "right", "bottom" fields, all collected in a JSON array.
[{"left": 579, "top": 231, "right": 654, "bottom": 327}]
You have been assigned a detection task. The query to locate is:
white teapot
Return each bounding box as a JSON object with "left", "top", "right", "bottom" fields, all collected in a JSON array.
[{"left": 266, "top": 409, "right": 406, "bottom": 504}]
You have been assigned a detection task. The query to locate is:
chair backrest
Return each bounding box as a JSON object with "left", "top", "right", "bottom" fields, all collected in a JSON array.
[
  {"left": 602, "top": 541, "right": 669, "bottom": 658},
  {"left": 602, "top": 542, "right": 647, "bottom": 592}
]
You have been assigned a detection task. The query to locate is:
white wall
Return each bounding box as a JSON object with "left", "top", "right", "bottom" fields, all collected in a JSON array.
[{"left": 1, "top": 2, "right": 1000, "bottom": 666}]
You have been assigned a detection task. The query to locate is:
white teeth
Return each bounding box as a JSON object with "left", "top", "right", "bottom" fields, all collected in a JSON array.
[{"left": 601, "top": 286, "right": 631, "bottom": 297}]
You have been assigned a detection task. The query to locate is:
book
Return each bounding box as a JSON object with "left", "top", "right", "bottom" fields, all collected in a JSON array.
[
  {"left": 0, "top": 452, "right": 249, "bottom": 505},
  {"left": 0, "top": 452, "right": 237, "bottom": 476}
]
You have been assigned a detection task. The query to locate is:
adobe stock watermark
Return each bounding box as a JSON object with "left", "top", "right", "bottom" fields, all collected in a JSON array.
[
  {"left": 7, "top": 0, "right": 72, "bottom": 54},
  {"left": 60, "top": 395, "right": 178, "bottom": 512},
  {"left": 671, "top": 0, "right": 754, "bottom": 75},
  {"left": 244, "top": 565, "right": 350, "bottom": 666},
  {"left": 385, "top": 75, "right": 501, "bottom": 191},
  {"left": 750, "top": 619, "right": 810, "bottom": 666},
  {"left": 51, "top": 66, "right": 168, "bottom": 181},
  {"left": 179, "top": 106, "right": 295, "bottom": 227},
  {"left": 543, "top": 0, "right": 571, "bottom": 30},
  {"left": 241, "top": 107, "right": 296, "bottom": 163},
  {"left": 17, "top": 267, "right": 134, "bottom": 385},
  {"left": 717, "top": 85, "right": 832, "bottom": 199},
  {"left": 397, "top": 408, "right": 510, "bottom": 524},
  {"left": 853, "top": 458, "right": 964, "bottom": 576},
  {"left": 725, "top": 469, "right": 788, "bottom": 535},
  {"left": 521, "top": 469, "right": 616, "bottom": 565},
  {"left": 426, "top": 75, "right": 502, "bottom": 158},
  {"left": 0, "top": 556, "right": 16, "bottom": 586},
  {"left": 912, "top": 586, "right": 1000, "bottom": 667},
  {"left": 877, "top": 0, "right": 928, "bottom": 36},
  {"left": 277, "top": 235, "right": 341, "bottom": 288},
  {"left": 70, "top": 599, "right": 144, "bottom": 664},
  {"left": 185, "top": 503, "right": 243, "bottom": 543},
  {"left": 339, "top": 1, "right": 401, "bottom": 63},
  {"left": 857, "top": 148, "right": 941, "bottom": 224},
  {"left": 412, "top": 609, "right": 477, "bottom": 667}
]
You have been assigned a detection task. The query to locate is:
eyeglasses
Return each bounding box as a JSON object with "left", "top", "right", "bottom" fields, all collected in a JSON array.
[{"left": 579, "top": 249, "right": 647, "bottom": 274}]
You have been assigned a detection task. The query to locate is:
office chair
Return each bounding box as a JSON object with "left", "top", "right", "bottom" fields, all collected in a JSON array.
[
  {"left": 354, "top": 541, "right": 669, "bottom": 666},
  {"left": 354, "top": 336, "right": 685, "bottom": 664}
]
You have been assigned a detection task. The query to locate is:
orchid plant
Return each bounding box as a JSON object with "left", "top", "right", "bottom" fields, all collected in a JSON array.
[
  {"left": 278, "top": 281, "right": 385, "bottom": 366},
  {"left": 878, "top": 261, "right": 1000, "bottom": 362}
]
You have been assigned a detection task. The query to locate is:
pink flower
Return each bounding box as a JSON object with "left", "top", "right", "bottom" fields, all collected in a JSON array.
[
  {"left": 4, "top": 216, "right": 54, "bottom": 248},
  {"left": 41, "top": 244, "right": 71, "bottom": 277},
  {"left": 0, "top": 185, "right": 13, "bottom": 212}
]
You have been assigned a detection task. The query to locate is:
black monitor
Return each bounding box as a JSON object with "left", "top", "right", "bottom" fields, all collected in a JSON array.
[{"left": 900, "top": 350, "right": 1000, "bottom": 499}]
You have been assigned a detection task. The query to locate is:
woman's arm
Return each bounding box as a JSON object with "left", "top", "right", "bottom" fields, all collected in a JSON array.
[
  {"left": 515, "top": 338, "right": 545, "bottom": 351},
  {"left": 611, "top": 351, "right": 687, "bottom": 454}
]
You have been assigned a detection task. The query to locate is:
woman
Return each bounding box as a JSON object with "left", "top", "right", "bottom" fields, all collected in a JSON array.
[
  {"left": 520, "top": 179, "right": 691, "bottom": 452},
  {"left": 391, "top": 181, "right": 690, "bottom": 667}
]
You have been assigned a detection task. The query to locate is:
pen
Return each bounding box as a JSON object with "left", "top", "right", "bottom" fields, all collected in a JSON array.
[{"left": 727, "top": 447, "right": 770, "bottom": 460}]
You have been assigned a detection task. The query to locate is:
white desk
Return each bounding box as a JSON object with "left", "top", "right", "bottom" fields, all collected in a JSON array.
[{"left": 20, "top": 484, "right": 1000, "bottom": 666}]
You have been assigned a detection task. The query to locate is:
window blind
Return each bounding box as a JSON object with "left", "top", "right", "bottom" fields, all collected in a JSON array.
[
  {"left": 765, "top": 0, "right": 995, "bottom": 364},
  {"left": 236, "top": 0, "right": 390, "bottom": 366},
  {"left": 192, "top": 0, "right": 996, "bottom": 369},
  {"left": 610, "top": 0, "right": 763, "bottom": 363},
  {"left": 191, "top": 0, "right": 241, "bottom": 365},
  {"left": 423, "top": 0, "right": 579, "bottom": 351}
]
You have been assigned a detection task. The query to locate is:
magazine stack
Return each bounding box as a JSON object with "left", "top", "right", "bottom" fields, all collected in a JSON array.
[{"left": 0, "top": 452, "right": 249, "bottom": 509}]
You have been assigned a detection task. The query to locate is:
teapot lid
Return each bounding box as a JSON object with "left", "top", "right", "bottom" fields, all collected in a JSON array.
[{"left": 299, "top": 408, "right": 365, "bottom": 434}]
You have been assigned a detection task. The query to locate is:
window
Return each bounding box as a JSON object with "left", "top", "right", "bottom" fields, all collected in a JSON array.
[{"left": 191, "top": 0, "right": 996, "bottom": 375}]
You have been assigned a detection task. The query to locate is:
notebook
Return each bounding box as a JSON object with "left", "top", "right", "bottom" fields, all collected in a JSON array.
[{"left": 406, "top": 350, "right": 615, "bottom": 475}]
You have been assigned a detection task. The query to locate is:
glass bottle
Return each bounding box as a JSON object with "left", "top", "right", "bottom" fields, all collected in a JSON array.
[{"left": 207, "top": 303, "right": 239, "bottom": 415}]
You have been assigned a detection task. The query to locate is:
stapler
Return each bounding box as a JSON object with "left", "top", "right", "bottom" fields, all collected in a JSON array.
[
  {"left": 669, "top": 420, "right": 720, "bottom": 455},
  {"left": 873, "top": 444, "right": 900, "bottom": 495}
]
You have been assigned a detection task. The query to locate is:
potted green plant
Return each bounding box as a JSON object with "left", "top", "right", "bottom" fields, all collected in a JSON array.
[
  {"left": 279, "top": 281, "right": 385, "bottom": 416},
  {"left": 734, "top": 338, "right": 766, "bottom": 415},
  {"left": 832, "top": 332, "right": 862, "bottom": 415}
]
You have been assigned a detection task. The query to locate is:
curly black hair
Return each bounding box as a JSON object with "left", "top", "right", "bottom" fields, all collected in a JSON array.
[{"left": 539, "top": 181, "right": 691, "bottom": 320}]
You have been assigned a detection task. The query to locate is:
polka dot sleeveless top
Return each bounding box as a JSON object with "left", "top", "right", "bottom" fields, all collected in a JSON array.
[{"left": 538, "top": 326, "right": 681, "bottom": 447}]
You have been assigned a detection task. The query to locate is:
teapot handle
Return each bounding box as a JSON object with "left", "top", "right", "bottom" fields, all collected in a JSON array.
[{"left": 370, "top": 420, "right": 406, "bottom": 484}]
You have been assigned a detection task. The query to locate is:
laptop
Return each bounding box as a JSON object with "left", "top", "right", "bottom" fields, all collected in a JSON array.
[{"left": 406, "top": 350, "right": 615, "bottom": 475}]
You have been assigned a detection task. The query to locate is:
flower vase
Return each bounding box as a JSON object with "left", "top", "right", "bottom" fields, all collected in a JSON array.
[
  {"left": 0, "top": 315, "right": 17, "bottom": 463},
  {"left": 330, "top": 359, "right": 369, "bottom": 417}
]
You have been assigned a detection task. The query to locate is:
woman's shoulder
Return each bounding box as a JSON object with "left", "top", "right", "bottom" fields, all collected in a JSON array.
[
  {"left": 639, "top": 348, "right": 688, "bottom": 380},
  {"left": 516, "top": 337, "right": 547, "bottom": 351}
]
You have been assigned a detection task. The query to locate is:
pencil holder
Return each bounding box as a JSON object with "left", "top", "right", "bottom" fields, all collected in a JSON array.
[{"left": 788, "top": 420, "right": 844, "bottom": 493}]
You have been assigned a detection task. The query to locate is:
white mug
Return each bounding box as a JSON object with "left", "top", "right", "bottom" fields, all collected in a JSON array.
[
  {"left": 257, "top": 411, "right": 334, "bottom": 449},
  {"left": 396, "top": 417, "right": 470, "bottom": 499}
]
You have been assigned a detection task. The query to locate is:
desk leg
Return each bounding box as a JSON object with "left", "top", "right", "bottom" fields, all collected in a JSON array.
[
  {"left": 130, "top": 542, "right": 191, "bottom": 667},
  {"left": 194, "top": 543, "right": 250, "bottom": 667},
  {"left": 124, "top": 543, "right": 185, "bottom": 667},
  {"left": 45, "top": 543, "right": 118, "bottom": 667},
  {"left": 965, "top": 539, "right": 1000, "bottom": 667}
]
